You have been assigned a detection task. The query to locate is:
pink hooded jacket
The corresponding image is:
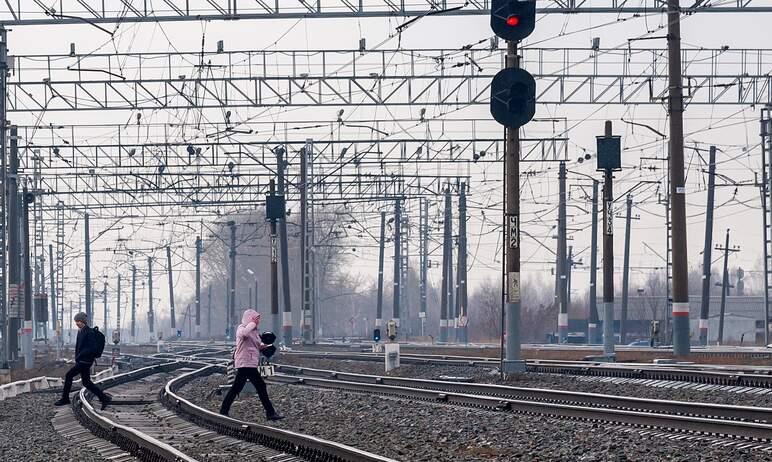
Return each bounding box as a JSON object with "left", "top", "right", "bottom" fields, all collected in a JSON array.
[{"left": 233, "top": 309, "right": 266, "bottom": 369}]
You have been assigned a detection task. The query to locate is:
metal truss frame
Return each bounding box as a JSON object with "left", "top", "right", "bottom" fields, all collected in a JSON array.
[
  {"left": 8, "top": 47, "right": 772, "bottom": 109},
  {"left": 1, "top": 0, "right": 770, "bottom": 26},
  {"left": 27, "top": 134, "right": 566, "bottom": 216}
]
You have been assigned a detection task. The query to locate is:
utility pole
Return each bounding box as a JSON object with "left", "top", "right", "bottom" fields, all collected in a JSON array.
[
  {"left": 503, "top": 40, "right": 526, "bottom": 372},
  {"left": 228, "top": 221, "right": 237, "bottom": 340},
  {"left": 447, "top": 206, "right": 455, "bottom": 343},
  {"left": 49, "top": 244, "right": 58, "bottom": 358},
  {"left": 48, "top": 245, "right": 56, "bottom": 336},
  {"left": 102, "top": 280, "right": 108, "bottom": 331},
  {"left": 439, "top": 190, "right": 451, "bottom": 343},
  {"left": 716, "top": 229, "right": 739, "bottom": 345},
  {"left": 557, "top": 162, "right": 568, "bottom": 343},
  {"left": 131, "top": 265, "right": 136, "bottom": 341},
  {"left": 166, "top": 245, "right": 176, "bottom": 338},
  {"left": 22, "top": 183, "right": 33, "bottom": 369},
  {"left": 300, "top": 146, "right": 311, "bottom": 343},
  {"left": 147, "top": 257, "right": 154, "bottom": 339},
  {"left": 668, "top": 0, "right": 691, "bottom": 356},
  {"left": 0, "top": 26, "right": 9, "bottom": 373},
  {"left": 224, "top": 280, "right": 229, "bottom": 338},
  {"left": 762, "top": 108, "right": 772, "bottom": 345},
  {"left": 298, "top": 140, "right": 317, "bottom": 342},
  {"left": 267, "top": 181, "right": 280, "bottom": 337},
  {"left": 6, "top": 126, "right": 19, "bottom": 363},
  {"left": 376, "top": 211, "right": 385, "bottom": 333},
  {"left": 116, "top": 275, "right": 121, "bottom": 341},
  {"left": 458, "top": 183, "right": 469, "bottom": 343},
  {"left": 84, "top": 213, "right": 92, "bottom": 321},
  {"left": 276, "top": 147, "right": 293, "bottom": 346},
  {"left": 195, "top": 236, "right": 201, "bottom": 339},
  {"left": 598, "top": 120, "right": 620, "bottom": 357},
  {"left": 620, "top": 194, "right": 634, "bottom": 344},
  {"left": 207, "top": 285, "right": 212, "bottom": 338},
  {"left": 393, "top": 198, "right": 402, "bottom": 334},
  {"left": 419, "top": 199, "right": 428, "bottom": 336},
  {"left": 588, "top": 180, "right": 600, "bottom": 344},
  {"left": 699, "top": 146, "right": 717, "bottom": 346}
]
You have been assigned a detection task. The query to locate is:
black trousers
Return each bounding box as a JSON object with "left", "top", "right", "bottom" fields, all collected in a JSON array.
[
  {"left": 220, "top": 367, "right": 276, "bottom": 416},
  {"left": 61, "top": 362, "right": 108, "bottom": 402}
]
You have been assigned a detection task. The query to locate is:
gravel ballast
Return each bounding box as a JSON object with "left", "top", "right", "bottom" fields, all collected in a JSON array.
[
  {"left": 278, "top": 355, "right": 772, "bottom": 408},
  {"left": 0, "top": 393, "right": 106, "bottom": 462},
  {"left": 178, "top": 372, "right": 772, "bottom": 462}
]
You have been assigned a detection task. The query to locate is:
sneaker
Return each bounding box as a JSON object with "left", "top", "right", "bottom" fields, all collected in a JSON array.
[
  {"left": 266, "top": 414, "right": 284, "bottom": 421},
  {"left": 54, "top": 398, "right": 70, "bottom": 406},
  {"left": 100, "top": 395, "right": 112, "bottom": 410}
]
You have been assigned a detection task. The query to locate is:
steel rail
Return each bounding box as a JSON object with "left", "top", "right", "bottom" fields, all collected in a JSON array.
[
  {"left": 161, "top": 364, "right": 397, "bottom": 462},
  {"left": 72, "top": 361, "right": 199, "bottom": 462},
  {"left": 274, "top": 365, "right": 772, "bottom": 423},
  {"left": 280, "top": 350, "right": 772, "bottom": 387},
  {"left": 269, "top": 373, "right": 772, "bottom": 442}
]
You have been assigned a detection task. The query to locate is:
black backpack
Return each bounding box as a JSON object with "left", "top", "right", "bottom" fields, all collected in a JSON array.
[{"left": 93, "top": 327, "right": 106, "bottom": 358}]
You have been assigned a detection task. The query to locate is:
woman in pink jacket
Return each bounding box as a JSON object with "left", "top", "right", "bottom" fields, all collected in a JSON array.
[{"left": 219, "top": 309, "right": 283, "bottom": 420}]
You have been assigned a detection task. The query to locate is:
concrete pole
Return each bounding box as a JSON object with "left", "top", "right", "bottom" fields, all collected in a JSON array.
[
  {"left": 300, "top": 147, "right": 311, "bottom": 343},
  {"left": 148, "top": 257, "right": 154, "bottom": 339},
  {"left": 448, "top": 214, "right": 455, "bottom": 343},
  {"left": 419, "top": 199, "right": 428, "bottom": 336},
  {"left": 602, "top": 122, "right": 616, "bottom": 356},
  {"left": 229, "top": 221, "right": 237, "bottom": 339},
  {"left": 131, "top": 265, "right": 136, "bottom": 340},
  {"left": 22, "top": 184, "right": 33, "bottom": 369},
  {"left": 276, "top": 148, "right": 293, "bottom": 346},
  {"left": 393, "top": 199, "right": 402, "bottom": 332},
  {"left": 503, "top": 40, "right": 524, "bottom": 371},
  {"left": 6, "top": 126, "right": 19, "bottom": 362},
  {"left": 557, "top": 162, "right": 568, "bottom": 343},
  {"left": 48, "top": 245, "right": 56, "bottom": 333},
  {"left": 49, "top": 244, "right": 58, "bottom": 358},
  {"left": 166, "top": 245, "right": 176, "bottom": 338},
  {"left": 116, "top": 275, "right": 121, "bottom": 340},
  {"left": 0, "top": 26, "right": 10, "bottom": 371},
  {"left": 207, "top": 285, "right": 212, "bottom": 338},
  {"left": 458, "top": 183, "right": 468, "bottom": 343},
  {"left": 102, "top": 281, "right": 108, "bottom": 331},
  {"left": 195, "top": 236, "right": 201, "bottom": 338},
  {"left": 620, "top": 194, "right": 633, "bottom": 344},
  {"left": 588, "top": 180, "right": 600, "bottom": 344},
  {"left": 668, "top": 0, "right": 691, "bottom": 356},
  {"left": 269, "top": 181, "right": 280, "bottom": 336},
  {"left": 699, "top": 146, "right": 717, "bottom": 345},
  {"left": 439, "top": 191, "right": 451, "bottom": 343},
  {"left": 718, "top": 229, "right": 730, "bottom": 345},
  {"left": 376, "top": 211, "right": 385, "bottom": 332},
  {"left": 84, "top": 213, "right": 92, "bottom": 321}
]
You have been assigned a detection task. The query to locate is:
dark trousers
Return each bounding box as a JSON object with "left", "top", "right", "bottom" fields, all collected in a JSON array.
[
  {"left": 220, "top": 367, "right": 276, "bottom": 416},
  {"left": 61, "top": 362, "right": 108, "bottom": 402}
]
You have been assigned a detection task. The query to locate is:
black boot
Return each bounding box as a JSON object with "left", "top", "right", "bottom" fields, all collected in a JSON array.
[
  {"left": 54, "top": 398, "right": 70, "bottom": 406},
  {"left": 266, "top": 413, "right": 284, "bottom": 421}
]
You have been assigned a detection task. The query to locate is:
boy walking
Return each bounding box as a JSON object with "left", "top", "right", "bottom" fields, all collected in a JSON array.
[{"left": 54, "top": 312, "right": 111, "bottom": 409}]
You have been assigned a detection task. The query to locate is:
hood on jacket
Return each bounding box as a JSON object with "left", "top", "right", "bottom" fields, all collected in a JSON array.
[{"left": 241, "top": 309, "right": 260, "bottom": 326}]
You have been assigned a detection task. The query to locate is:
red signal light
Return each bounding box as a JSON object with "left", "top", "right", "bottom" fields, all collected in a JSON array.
[{"left": 506, "top": 15, "right": 520, "bottom": 26}]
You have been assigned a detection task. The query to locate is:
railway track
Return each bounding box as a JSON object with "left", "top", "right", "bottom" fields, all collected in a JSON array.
[
  {"left": 269, "top": 365, "right": 772, "bottom": 444},
  {"left": 279, "top": 350, "right": 772, "bottom": 388},
  {"left": 57, "top": 360, "right": 395, "bottom": 462}
]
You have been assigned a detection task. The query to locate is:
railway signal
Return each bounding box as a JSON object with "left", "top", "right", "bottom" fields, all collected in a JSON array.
[
  {"left": 490, "top": 67, "right": 536, "bottom": 129},
  {"left": 490, "top": 0, "right": 536, "bottom": 374},
  {"left": 490, "top": 0, "right": 536, "bottom": 42}
]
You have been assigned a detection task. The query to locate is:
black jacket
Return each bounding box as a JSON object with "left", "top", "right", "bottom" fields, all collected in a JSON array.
[{"left": 75, "top": 326, "right": 98, "bottom": 364}]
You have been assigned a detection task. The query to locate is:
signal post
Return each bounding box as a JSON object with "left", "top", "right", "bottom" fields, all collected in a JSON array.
[{"left": 490, "top": 0, "right": 536, "bottom": 373}]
